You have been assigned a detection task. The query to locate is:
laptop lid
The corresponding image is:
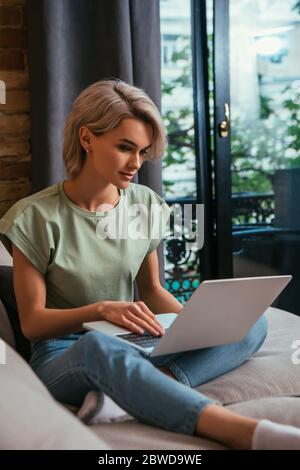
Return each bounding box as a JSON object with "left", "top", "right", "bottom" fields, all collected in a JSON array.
[{"left": 149, "top": 275, "right": 292, "bottom": 356}]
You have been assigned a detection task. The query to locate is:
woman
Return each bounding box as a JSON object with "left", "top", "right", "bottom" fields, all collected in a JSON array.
[{"left": 0, "top": 79, "right": 299, "bottom": 450}]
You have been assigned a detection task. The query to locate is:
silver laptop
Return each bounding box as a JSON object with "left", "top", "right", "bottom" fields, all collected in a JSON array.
[{"left": 82, "top": 275, "right": 292, "bottom": 357}]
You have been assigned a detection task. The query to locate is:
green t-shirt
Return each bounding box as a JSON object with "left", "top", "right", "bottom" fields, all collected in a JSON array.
[{"left": 0, "top": 181, "right": 170, "bottom": 310}]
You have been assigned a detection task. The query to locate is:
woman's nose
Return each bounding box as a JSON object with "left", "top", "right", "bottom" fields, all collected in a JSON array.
[{"left": 128, "top": 152, "right": 142, "bottom": 169}]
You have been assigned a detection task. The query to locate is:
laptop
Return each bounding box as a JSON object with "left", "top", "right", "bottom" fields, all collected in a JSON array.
[{"left": 82, "top": 275, "right": 292, "bottom": 357}]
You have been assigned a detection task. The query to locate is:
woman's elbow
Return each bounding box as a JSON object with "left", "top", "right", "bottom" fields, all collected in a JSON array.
[{"left": 19, "top": 313, "right": 40, "bottom": 342}]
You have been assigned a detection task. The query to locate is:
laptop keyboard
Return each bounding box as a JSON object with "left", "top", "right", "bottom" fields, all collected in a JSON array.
[{"left": 117, "top": 330, "right": 165, "bottom": 348}]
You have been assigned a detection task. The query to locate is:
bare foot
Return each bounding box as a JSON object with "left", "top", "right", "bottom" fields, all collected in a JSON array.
[{"left": 195, "top": 404, "right": 258, "bottom": 449}]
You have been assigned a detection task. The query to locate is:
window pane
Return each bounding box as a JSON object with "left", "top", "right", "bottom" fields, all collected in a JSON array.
[
  {"left": 229, "top": 0, "right": 300, "bottom": 313},
  {"left": 160, "top": 0, "right": 201, "bottom": 303},
  {"left": 160, "top": 0, "right": 196, "bottom": 199}
]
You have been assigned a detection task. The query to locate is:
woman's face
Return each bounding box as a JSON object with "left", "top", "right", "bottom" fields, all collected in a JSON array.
[{"left": 80, "top": 118, "right": 153, "bottom": 188}]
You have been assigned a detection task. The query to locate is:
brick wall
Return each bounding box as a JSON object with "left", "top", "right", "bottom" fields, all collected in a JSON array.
[{"left": 0, "top": 0, "right": 31, "bottom": 218}]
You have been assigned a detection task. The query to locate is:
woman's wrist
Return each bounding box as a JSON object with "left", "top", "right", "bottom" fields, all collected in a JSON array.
[{"left": 97, "top": 300, "right": 107, "bottom": 320}]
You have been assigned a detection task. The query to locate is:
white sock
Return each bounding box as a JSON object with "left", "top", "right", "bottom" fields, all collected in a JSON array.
[
  {"left": 77, "top": 390, "right": 133, "bottom": 424},
  {"left": 252, "top": 419, "right": 300, "bottom": 450},
  {"left": 89, "top": 392, "right": 132, "bottom": 424}
]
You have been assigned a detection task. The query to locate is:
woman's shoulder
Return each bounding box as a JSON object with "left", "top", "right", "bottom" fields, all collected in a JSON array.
[
  {"left": 0, "top": 182, "right": 60, "bottom": 229},
  {"left": 127, "top": 182, "right": 167, "bottom": 206}
]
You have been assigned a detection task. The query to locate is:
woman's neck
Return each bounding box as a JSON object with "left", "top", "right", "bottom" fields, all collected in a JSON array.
[{"left": 63, "top": 177, "right": 120, "bottom": 212}]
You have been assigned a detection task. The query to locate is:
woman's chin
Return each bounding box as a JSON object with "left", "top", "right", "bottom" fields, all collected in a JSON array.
[{"left": 118, "top": 179, "right": 132, "bottom": 187}]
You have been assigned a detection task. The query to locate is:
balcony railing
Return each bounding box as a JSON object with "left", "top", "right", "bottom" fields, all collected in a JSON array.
[
  {"left": 165, "top": 192, "right": 277, "bottom": 303},
  {"left": 232, "top": 192, "right": 275, "bottom": 226}
]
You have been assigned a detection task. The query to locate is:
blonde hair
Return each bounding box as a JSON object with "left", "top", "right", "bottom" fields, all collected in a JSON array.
[{"left": 63, "top": 78, "right": 167, "bottom": 178}]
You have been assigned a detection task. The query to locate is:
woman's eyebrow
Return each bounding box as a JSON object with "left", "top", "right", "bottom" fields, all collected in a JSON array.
[{"left": 118, "top": 138, "right": 152, "bottom": 150}]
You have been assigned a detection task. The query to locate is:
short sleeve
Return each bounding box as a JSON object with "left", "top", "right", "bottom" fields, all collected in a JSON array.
[
  {"left": 146, "top": 191, "right": 171, "bottom": 256},
  {"left": 0, "top": 204, "right": 51, "bottom": 275}
]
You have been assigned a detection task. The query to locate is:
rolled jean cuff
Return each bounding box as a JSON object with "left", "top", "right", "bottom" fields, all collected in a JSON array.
[{"left": 184, "top": 399, "right": 218, "bottom": 436}]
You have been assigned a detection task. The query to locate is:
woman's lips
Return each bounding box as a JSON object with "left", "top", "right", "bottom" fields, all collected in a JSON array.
[{"left": 119, "top": 172, "right": 135, "bottom": 179}]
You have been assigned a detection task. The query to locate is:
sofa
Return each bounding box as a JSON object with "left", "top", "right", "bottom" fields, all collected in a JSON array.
[{"left": 1, "top": 241, "right": 300, "bottom": 450}]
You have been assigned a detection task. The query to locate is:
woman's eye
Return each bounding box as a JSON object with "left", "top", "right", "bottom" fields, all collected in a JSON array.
[
  {"left": 118, "top": 145, "right": 149, "bottom": 158},
  {"left": 118, "top": 145, "right": 131, "bottom": 152}
]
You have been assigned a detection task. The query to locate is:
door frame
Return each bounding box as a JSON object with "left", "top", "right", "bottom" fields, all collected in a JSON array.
[
  {"left": 213, "top": 0, "right": 233, "bottom": 277},
  {"left": 191, "top": 0, "right": 215, "bottom": 280}
]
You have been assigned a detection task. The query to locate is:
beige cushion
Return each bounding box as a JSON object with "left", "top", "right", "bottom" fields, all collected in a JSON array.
[
  {"left": 0, "top": 340, "right": 110, "bottom": 450},
  {"left": 197, "top": 307, "right": 300, "bottom": 404},
  {"left": 228, "top": 397, "right": 300, "bottom": 427},
  {"left": 90, "top": 421, "right": 227, "bottom": 450}
]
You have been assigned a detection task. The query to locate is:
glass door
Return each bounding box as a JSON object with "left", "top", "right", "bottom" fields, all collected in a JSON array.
[
  {"left": 214, "top": 0, "right": 300, "bottom": 314},
  {"left": 160, "top": 0, "right": 214, "bottom": 303}
]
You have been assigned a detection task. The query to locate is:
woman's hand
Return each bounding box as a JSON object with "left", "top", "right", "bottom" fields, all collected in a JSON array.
[{"left": 100, "top": 301, "right": 165, "bottom": 336}]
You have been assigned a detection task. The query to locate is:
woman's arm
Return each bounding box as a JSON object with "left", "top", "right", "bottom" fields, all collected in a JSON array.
[
  {"left": 13, "top": 244, "right": 164, "bottom": 341},
  {"left": 12, "top": 244, "right": 105, "bottom": 342},
  {"left": 136, "top": 249, "right": 183, "bottom": 314}
]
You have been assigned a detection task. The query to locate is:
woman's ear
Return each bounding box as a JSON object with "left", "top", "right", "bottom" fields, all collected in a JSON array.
[{"left": 79, "top": 126, "right": 92, "bottom": 151}]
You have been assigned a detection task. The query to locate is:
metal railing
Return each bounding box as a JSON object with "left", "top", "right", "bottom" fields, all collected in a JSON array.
[{"left": 165, "top": 192, "right": 277, "bottom": 302}]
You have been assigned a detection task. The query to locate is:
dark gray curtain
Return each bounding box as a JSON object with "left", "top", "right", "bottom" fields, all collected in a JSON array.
[{"left": 27, "top": 0, "right": 166, "bottom": 289}]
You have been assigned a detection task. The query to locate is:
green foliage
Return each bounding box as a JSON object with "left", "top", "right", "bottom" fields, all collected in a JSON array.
[
  {"left": 259, "top": 95, "right": 273, "bottom": 119},
  {"left": 161, "top": 40, "right": 195, "bottom": 196},
  {"left": 293, "top": 0, "right": 300, "bottom": 13},
  {"left": 161, "top": 29, "right": 300, "bottom": 196},
  {"left": 282, "top": 94, "right": 300, "bottom": 151},
  {"left": 232, "top": 85, "right": 300, "bottom": 193}
]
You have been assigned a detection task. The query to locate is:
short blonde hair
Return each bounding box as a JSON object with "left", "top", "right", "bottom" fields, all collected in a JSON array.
[{"left": 63, "top": 78, "right": 167, "bottom": 178}]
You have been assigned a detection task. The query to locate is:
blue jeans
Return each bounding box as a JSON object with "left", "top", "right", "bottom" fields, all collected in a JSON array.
[{"left": 29, "top": 315, "right": 267, "bottom": 436}]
